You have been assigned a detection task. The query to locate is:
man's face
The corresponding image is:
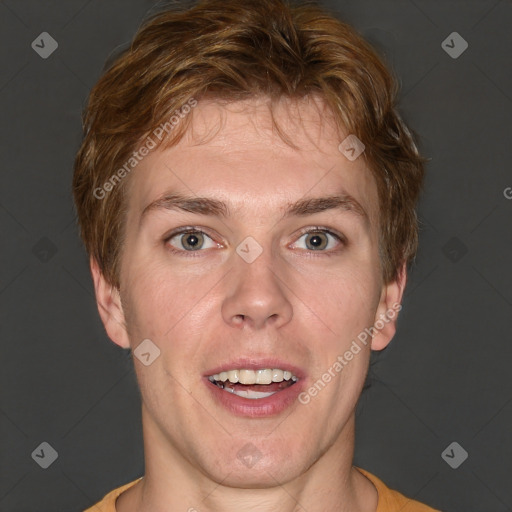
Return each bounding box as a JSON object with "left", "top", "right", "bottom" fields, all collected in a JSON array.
[{"left": 96, "top": 96, "right": 402, "bottom": 487}]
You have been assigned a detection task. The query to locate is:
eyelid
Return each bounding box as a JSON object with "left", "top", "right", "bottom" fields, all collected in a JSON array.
[
  {"left": 294, "top": 225, "right": 346, "bottom": 244},
  {"left": 163, "top": 226, "right": 218, "bottom": 242}
]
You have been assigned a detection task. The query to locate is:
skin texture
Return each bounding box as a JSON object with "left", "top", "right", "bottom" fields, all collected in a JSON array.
[{"left": 91, "top": 95, "right": 406, "bottom": 512}]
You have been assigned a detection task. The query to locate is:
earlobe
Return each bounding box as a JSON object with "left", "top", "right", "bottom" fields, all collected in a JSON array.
[
  {"left": 370, "top": 263, "right": 407, "bottom": 351},
  {"left": 90, "top": 257, "right": 131, "bottom": 349}
]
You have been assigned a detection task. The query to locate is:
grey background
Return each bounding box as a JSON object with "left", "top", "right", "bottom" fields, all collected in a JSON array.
[{"left": 0, "top": 0, "right": 510, "bottom": 511}]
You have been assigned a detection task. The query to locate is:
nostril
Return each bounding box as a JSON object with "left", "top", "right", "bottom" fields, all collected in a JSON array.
[{"left": 234, "top": 314, "right": 245, "bottom": 324}]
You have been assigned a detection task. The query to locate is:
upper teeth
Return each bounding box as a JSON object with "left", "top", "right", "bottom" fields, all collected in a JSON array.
[{"left": 209, "top": 369, "right": 298, "bottom": 385}]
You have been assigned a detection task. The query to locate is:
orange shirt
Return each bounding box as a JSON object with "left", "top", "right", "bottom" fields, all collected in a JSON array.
[{"left": 84, "top": 467, "right": 440, "bottom": 511}]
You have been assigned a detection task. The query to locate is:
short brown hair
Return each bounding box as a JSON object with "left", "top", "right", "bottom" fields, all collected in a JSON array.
[{"left": 73, "top": 0, "right": 426, "bottom": 288}]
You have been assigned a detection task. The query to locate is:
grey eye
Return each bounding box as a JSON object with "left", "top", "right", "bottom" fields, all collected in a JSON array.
[
  {"left": 168, "top": 231, "right": 216, "bottom": 251},
  {"left": 294, "top": 231, "right": 339, "bottom": 251}
]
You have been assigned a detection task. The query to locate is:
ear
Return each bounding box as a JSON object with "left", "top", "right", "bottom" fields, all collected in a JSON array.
[
  {"left": 370, "top": 262, "right": 407, "bottom": 351},
  {"left": 90, "top": 257, "right": 130, "bottom": 349}
]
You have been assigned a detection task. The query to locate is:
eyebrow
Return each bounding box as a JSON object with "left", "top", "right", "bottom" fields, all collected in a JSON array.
[{"left": 140, "top": 192, "right": 368, "bottom": 225}]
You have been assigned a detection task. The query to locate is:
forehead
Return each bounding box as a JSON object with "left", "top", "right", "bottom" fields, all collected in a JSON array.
[{"left": 125, "top": 96, "right": 379, "bottom": 226}]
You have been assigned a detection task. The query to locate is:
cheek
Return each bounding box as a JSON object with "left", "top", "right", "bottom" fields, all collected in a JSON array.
[
  {"left": 121, "top": 263, "right": 175, "bottom": 339},
  {"left": 307, "top": 266, "right": 381, "bottom": 340},
  {"left": 121, "top": 258, "right": 218, "bottom": 348}
]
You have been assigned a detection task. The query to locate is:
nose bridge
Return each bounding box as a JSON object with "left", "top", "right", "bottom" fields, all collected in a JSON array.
[{"left": 221, "top": 236, "right": 293, "bottom": 330}]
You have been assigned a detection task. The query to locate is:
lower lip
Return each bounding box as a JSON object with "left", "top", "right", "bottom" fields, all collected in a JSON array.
[{"left": 204, "top": 377, "right": 305, "bottom": 417}]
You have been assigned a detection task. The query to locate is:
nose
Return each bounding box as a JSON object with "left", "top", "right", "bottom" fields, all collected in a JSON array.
[{"left": 221, "top": 246, "right": 293, "bottom": 330}]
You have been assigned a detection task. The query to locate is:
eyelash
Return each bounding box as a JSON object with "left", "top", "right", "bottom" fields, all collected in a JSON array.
[{"left": 163, "top": 226, "right": 346, "bottom": 257}]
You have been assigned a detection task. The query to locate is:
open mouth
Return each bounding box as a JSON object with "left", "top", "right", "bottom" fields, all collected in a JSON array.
[{"left": 208, "top": 368, "right": 299, "bottom": 399}]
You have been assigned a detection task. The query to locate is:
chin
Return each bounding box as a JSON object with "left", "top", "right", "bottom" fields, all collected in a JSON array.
[
  {"left": 210, "top": 461, "right": 302, "bottom": 489},
  {"left": 199, "top": 442, "right": 310, "bottom": 489}
]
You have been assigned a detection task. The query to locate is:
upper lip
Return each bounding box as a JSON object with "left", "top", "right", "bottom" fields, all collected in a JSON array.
[{"left": 204, "top": 358, "right": 306, "bottom": 380}]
